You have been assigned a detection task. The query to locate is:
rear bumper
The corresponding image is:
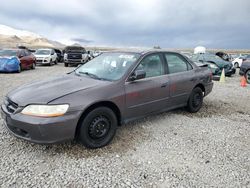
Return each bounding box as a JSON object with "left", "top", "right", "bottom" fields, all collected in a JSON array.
[
  {"left": 225, "top": 68, "right": 236, "bottom": 76},
  {"left": 204, "top": 82, "right": 213, "bottom": 96},
  {"left": 1, "top": 104, "right": 82, "bottom": 144}
]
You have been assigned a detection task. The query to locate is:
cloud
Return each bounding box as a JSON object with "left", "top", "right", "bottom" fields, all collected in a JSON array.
[
  {"left": 0, "top": 0, "right": 250, "bottom": 48},
  {"left": 71, "top": 38, "right": 94, "bottom": 44}
]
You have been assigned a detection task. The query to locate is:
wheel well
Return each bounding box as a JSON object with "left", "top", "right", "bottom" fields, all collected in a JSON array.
[
  {"left": 194, "top": 84, "right": 205, "bottom": 95},
  {"left": 74, "top": 101, "right": 121, "bottom": 138}
]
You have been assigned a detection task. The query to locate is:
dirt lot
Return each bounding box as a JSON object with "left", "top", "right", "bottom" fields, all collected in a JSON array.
[{"left": 0, "top": 64, "right": 249, "bottom": 187}]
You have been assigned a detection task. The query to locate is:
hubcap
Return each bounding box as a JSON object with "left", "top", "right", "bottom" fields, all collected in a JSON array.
[
  {"left": 246, "top": 71, "right": 250, "bottom": 83},
  {"left": 88, "top": 116, "right": 110, "bottom": 139},
  {"left": 192, "top": 93, "right": 202, "bottom": 108}
]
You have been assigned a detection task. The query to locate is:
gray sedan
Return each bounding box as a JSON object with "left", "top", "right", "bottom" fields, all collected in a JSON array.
[{"left": 1, "top": 50, "right": 213, "bottom": 148}]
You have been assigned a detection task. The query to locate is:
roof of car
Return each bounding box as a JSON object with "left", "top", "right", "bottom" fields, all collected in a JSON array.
[
  {"left": 108, "top": 49, "right": 180, "bottom": 55},
  {"left": 36, "top": 48, "right": 52, "bottom": 50}
]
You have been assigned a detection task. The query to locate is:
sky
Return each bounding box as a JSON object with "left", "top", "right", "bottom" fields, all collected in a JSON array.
[{"left": 0, "top": 0, "right": 250, "bottom": 49}]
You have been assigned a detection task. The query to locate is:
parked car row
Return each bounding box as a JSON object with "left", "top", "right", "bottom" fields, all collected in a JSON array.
[{"left": 0, "top": 48, "right": 36, "bottom": 73}]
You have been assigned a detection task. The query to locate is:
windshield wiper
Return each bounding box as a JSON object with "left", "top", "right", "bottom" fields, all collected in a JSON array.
[
  {"left": 77, "top": 71, "right": 111, "bottom": 81},
  {"left": 78, "top": 71, "right": 100, "bottom": 79}
]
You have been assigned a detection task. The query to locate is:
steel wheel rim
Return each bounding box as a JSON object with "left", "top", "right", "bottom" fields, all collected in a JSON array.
[
  {"left": 192, "top": 92, "right": 202, "bottom": 108},
  {"left": 88, "top": 116, "right": 110, "bottom": 139}
]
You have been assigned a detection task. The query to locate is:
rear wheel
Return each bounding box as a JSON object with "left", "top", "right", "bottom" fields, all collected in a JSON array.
[
  {"left": 54, "top": 59, "right": 58, "bottom": 65},
  {"left": 246, "top": 70, "right": 250, "bottom": 84},
  {"left": 187, "top": 87, "right": 203, "bottom": 113},
  {"left": 234, "top": 62, "right": 239, "bottom": 68},
  {"left": 78, "top": 107, "right": 117, "bottom": 149},
  {"left": 64, "top": 63, "right": 68, "bottom": 67}
]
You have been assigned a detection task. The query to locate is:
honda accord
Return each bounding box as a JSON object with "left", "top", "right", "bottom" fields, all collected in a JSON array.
[{"left": 1, "top": 50, "right": 213, "bottom": 148}]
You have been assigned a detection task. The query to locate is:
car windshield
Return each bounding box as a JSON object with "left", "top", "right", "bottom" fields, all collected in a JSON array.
[
  {"left": 35, "top": 50, "right": 51, "bottom": 55},
  {"left": 0, "top": 50, "right": 17, "bottom": 56},
  {"left": 75, "top": 52, "right": 140, "bottom": 81}
]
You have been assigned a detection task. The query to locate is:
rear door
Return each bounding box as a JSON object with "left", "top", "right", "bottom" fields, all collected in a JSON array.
[
  {"left": 164, "top": 53, "right": 195, "bottom": 107},
  {"left": 125, "top": 53, "right": 170, "bottom": 119}
]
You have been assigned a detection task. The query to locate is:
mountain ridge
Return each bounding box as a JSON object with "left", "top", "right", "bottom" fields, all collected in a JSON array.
[{"left": 0, "top": 24, "right": 65, "bottom": 49}]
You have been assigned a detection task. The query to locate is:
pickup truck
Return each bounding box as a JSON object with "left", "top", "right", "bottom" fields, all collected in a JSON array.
[
  {"left": 63, "top": 46, "right": 90, "bottom": 67},
  {"left": 1, "top": 50, "right": 213, "bottom": 149}
]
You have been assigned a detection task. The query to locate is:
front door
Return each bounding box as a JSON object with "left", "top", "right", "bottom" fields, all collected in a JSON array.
[{"left": 125, "top": 53, "right": 170, "bottom": 120}]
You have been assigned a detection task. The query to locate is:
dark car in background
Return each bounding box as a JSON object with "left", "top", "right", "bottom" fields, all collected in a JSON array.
[
  {"left": 63, "top": 46, "right": 90, "bottom": 67},
  {"left": 239, "top": 60, "right": 250, "bottom": 84},
  {"left": 54, "top": 48, "right": 63, "bottom": 63},
  {"left": 1, "top": 50, "right": 213, "bottom": 148},
  {"left": 191, "top": 53, "right": 235, "bottom": 76},
  {"left": 0, "top": 49, "right": 36, "bottom": 73}
]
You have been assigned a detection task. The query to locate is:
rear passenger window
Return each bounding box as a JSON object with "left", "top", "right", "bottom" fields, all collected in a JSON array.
[{"left": 165, "top": 54, "right": 192, "bottom": 74}]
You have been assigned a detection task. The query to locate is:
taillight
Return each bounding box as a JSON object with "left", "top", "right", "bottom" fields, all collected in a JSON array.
[{"left": 209, "top": 71, "right": 213, "bottom": 81}]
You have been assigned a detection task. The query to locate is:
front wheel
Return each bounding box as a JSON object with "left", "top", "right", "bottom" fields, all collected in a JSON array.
[
  {"left": 245, "top": 70, "right": 250, "bottom": 84},
  {"left": 49, "top": 59, "right": 52, "bottom": 66},
  {"left": 78, "top": 107, "right": 117, "bottom": 149},
  {"left": 17, "top": 64, "right": 22, "bottom": 73},
  {"left": 64, "top": 63, "right": 68, "bottom": 67},
  {"left": 187, "top": 87, "right": 203, "bottom": 113},
  {"left": 31, "top": 62, "right": 36, "bottom": 69}
]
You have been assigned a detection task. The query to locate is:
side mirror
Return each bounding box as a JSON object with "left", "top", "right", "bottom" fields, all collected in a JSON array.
[{"left": 129, "top": 70, "right": 146, "bottom": 81}]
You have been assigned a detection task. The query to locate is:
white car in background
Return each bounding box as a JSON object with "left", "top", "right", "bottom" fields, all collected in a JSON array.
[
  {"left": 232, "top": 55, "right": 246, "bottom": 68},
  {"left": 34, "top": 48, "right": 58, "bottom": 66}
]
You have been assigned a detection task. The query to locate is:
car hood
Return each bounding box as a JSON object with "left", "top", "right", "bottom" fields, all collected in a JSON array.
[
  {"left": 7, "top": 74, "right": 106, "bottom": 106},
  {"left": 34, "top": 54, "right": 50, "bottom": 58}
]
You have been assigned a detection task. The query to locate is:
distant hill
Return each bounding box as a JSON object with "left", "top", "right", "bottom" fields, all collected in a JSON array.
[{"left": 0, "top": 24, "right": 65, "bottom": 49}]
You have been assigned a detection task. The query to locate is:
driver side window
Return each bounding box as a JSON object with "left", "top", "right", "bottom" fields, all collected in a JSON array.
[{"left": 135, "top": 54, "right": 164, "bottom": 78}]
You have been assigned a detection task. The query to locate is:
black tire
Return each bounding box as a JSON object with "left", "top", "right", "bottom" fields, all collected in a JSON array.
[
  {"left": 49, "top": 59, "right": 52, "bottom": 66},
  {"left": 234, "top": 62, "right": 239, "bottom": 68},
  {"left": 64, "top": 63, "right": 68, "bottom": 67},
  {"left": 78, "top": 107, "right": 117, "bottom": 149},
  {"left": 17, "top": 64, "right": 21, "bottom": 73},
  {"left": 187, "top": 87, "right": 203, "bottom": 113},
  {"left": 31, "top": 62, "right": 36, "bottom": 69},
  {"left": 246, "top": 70, "right": 250, "bottom": 84},
  {"left": 54, "top": 59, "right": 58, "bottom": 65}
]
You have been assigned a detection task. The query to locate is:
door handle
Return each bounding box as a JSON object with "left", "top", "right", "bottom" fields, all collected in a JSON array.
[{"left": 161, "top": 82, "right": 168, "bottom": 88}]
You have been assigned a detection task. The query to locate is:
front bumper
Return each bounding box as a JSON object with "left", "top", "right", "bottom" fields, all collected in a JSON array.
[
  {"left": 36, "top": 59, "right": 50, "bottom": 65},
  {"left": 64, "top": 59, "right": 88, "bottom": 64},
  {"left": 1, "top": 104, "right": 82, "bottom": 144}
]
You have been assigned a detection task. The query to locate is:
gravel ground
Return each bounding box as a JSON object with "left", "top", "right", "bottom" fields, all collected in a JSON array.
[{"left": 0, "top": 64, "right": 249, "bottom": 188}]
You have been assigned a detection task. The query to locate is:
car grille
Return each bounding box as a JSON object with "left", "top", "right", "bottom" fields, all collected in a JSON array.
[
  {"left": 36, "top": 60, "right": 43, "bottom": 62},
  {"left": 67, "top": 53, "right": 82, "bottom": 59},
  {"left": 5, "top": 98, "right": 18, "bottom": 114}
]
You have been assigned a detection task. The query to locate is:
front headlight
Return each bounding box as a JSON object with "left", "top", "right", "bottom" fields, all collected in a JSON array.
[
  {"left": 21, "top": 104, "right": 69, "bottom": 117},
  {"left": 207, "top": 62, "right": 219, "bottom": 69}
]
